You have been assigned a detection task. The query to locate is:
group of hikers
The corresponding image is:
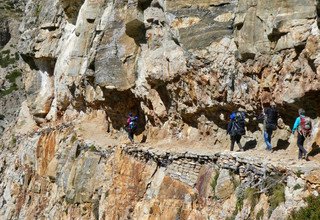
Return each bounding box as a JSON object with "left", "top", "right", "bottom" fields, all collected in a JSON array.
[
  {"left": 125, "top": 103, "right": 312, "bottom": 160},
  {"left": 227, "top": 103, "right": 312, "bottom": 160}
]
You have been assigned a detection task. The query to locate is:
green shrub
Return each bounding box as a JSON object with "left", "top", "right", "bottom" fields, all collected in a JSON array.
[
  {"left": 0, "top": 69, "right": 22, "bottom": 97},
  {"left": 0, "top": 51, "right": 16, "bottom": 68},
  {"left": 296, "top": 170, "right": 303, "bottom": 178},
  {"left": 89, "top": 145, "right": 96, "bottom": 151},
  {"left": 11, "top": 135, "right": 16, "bottom": 146},
  {"left": 226, "top": 195, "right": 244, "bottom": 220},
  {"left": 71, "top": 134, "right": 77, "bottom": 143},
  {"left": 289, "top": 196, "right": 320, "bottom": 220},
  {"left": 245, "top": 187, "right": 260, "bottom": 210},
  {"left": 0, "top": 83, "right": 18, "bottom": 97},
  {"left": 6, "top": 69, "right": 22, "bottom": 83},
  {"left": 35, "top": 4, "right": 42, "bottom": 17},
  {"left": 256, "top": 209, "right": 264, "bottom": 220},
  {"left": 2, "top": 49, "right": 10, "bottom": 54},
  {"left": 210, "top": 171, "right": 219, "bottom": 195},
  {"left": 293, "top": 184, "right": 302, "bottom": 191},
  {"left": 15, "top": 52, "right": 19, "bottom": 60},
  {"left": 268, "top": 184, "right": 285, "bottom": 216}
]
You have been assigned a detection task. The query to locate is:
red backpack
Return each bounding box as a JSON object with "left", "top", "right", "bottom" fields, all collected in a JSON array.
[{"left": 299, "top": 116, "right": 312, "bottom": 137}]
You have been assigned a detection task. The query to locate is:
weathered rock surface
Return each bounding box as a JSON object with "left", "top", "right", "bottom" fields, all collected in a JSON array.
[
  {"left": 0, "top": 120, "right": 319, "bottom": 219},
  {"left": 0, "top": 0, "right": 320, "bottom": 219}
]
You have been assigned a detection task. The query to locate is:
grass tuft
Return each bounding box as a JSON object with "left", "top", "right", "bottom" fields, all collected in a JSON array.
[
  {"left": 268, "top": 184, "right": 285, "bottom": 217},
  {"left": 210, "top": 171, "right": 219, "bottom": 197},
  {"left": 289, "top": 195, "right": 320, "bottom": 220}
]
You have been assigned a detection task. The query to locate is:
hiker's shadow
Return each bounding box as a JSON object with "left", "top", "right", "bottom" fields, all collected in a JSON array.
[
  {"left": 273, "top": 139, "right": 290, "bottom": 151},
  {"left": 308, "top": 143, "right": 320, "bottom": 157},
  {"left": 243, "top": 140, "right": 257, "bottom": 151}
]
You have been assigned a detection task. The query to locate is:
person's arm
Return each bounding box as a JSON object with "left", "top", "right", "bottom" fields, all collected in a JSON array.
[{"left": 292, "top": 117, "right": 300, "bottom": 133}]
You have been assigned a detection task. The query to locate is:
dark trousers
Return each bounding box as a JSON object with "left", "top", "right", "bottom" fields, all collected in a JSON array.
[
  {"left": 297, "top": 133, "right": 307, "bottom": 159},
  {"left": 128, "top": 130, "right": 134, "bottom": 143},
  {"left": 230, "top": 135, "right": 243, "bottom": 151}
]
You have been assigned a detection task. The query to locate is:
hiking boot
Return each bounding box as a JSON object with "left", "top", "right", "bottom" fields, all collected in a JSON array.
[{"left": 239, "top": 148, "right": 244, "bottom": 152}]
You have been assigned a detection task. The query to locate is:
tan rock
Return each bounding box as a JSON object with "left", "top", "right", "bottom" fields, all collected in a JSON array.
[
  {"left": 215, "top": 169, "right": 234, "bottom": 200},
  {"left": 305, "top": 169, "right": 320, "bottom": 184}
]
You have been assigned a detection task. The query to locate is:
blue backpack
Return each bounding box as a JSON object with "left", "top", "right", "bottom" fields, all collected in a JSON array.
[{"left": 229, "top": 111, "right": 246, "bottom": 135}]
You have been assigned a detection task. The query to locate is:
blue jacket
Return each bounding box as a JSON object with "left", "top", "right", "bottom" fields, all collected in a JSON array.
[{"left": 292, "top": 116, "right": 303, "bottom": 133}]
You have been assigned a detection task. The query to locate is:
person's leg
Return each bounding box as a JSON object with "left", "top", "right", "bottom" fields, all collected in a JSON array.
[
  {"left": 298, "top": 148, "right": 302, "bottom": 159},
  {"left": 128, "top": 131, "right": 134, "bottom": 143},
  {"left": 264, "top": 130, "right": 272, "bottom": 150},
  {"left": 267, "top": 129, "right": 273, "bottom": 150},
  {"left": 297, "top": 133, "right": 307, "bottom": 159},
  {"left": 236, "top": 135, "right": 243, "bottom": 151},
  {"left": 230, "top": 136, "right": 235, "bottom": 151}
]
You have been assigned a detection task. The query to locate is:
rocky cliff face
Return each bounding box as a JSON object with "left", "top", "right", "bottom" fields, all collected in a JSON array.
[
  {"left": 0, "top": 117, "right": 320, "bottom": 219},
  {"left": 0, "top": 0, "right": 26, "bottom": 134},
  {"left": 1, "top": 0, "right": 320, "bottom": 219},
  {"left": 13, "top": 0, "right": 320, "bottom": 145}
]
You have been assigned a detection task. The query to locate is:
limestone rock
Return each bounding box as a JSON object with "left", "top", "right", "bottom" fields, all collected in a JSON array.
[{"left": 215, "top": 169, "right": 235, "bottom": 200}]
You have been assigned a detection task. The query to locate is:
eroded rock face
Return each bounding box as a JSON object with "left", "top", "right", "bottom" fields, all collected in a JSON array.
[
  {"left": 0, "top": 127, "right": 318, "bottom": 220},
  {"left": 1, "top": 0, "right": 320, "bottom": 219},
  {"left": 14, "top": 0, "right": 320, "bottom": 146}
]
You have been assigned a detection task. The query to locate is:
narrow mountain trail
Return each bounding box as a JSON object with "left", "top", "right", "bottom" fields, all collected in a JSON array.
[{"left": 71, "top": 114, "right": 320, "bottom": 175}]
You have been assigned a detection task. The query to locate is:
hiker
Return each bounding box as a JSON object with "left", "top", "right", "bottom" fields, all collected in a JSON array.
[
  {"left": 292, "top": 108, "right": 312, "bottom": 160},
  {"left": 227, "top": 111, "right": 245, "bottom": 151},
  {"left": 126, "top": 113, "right": 138, "bottom": 143},
  {"left": 260, "top": 102, "right": 279, "bottom": 151}
]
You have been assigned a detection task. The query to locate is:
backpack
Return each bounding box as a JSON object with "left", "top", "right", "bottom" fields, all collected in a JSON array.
[
  {"left": 299, "top": 116, "right": 312, "bottom": 137},
  {"left": 235, "top": 111, "right": 245, "bottom": 122},
  {"left": 230, "top": 121, "right": 245, "bottom": 136},
  {"left": 128, "top": 116, "right": 138, "bottom": 132},
  {"left": 229, "top": 111, "right": 246, "bottom": 136},
  {"left": 265, "top": 107, "right": 278, "bottom": 131}
]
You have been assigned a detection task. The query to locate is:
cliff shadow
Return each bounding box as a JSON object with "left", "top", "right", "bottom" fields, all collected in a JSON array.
[
  {"left": 273, "top": 139, "right": 290, "bottom": 151},
  {"left": 279, "top": 90, "right": 320, "bottom": 126}
]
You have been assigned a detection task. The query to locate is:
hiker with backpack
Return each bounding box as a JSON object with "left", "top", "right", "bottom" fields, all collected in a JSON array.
[
  {"left": 227, "top": 111, "right": 245, "bottom": 151},
  {"left": 292, "top": 108, "right": 312, "bottom": 160},
  {"left": 126, "top": 113, "right": 138, "bottom": 143},
  {"left": 260, "top": 102, "right": 279, "bottom": 151}
]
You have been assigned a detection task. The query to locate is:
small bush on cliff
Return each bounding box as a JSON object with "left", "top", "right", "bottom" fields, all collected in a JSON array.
[
  {"left": 11, "top": 135, "right": 16, "bottom": 146},
  {"left": 35, "top": 4, "right": 42, "bottom": 17},
  {"left": 289, "top": 195, "right": 320, "bottom": 220},
  {"left": 210, "top": 171, "right": 219, "bottom": 197},
  {"left": 0, "top": 50, "right": 16, "bottom": 68},
  {"left": 268, "top": 183, "right": 285, "bottom": 216},
  {"left": 6, "top": 69, "right": 22, "bottom": 83},
  {"left": 256, "top": 209, "right": 264, "bottom": 220},
  {"left": 293, "top": 184, "right": 302, "bottom": 191},
  {"left": 89, "top": 144, "right": 96, "bottom": 151},
  {"left": 71, "top": 134, "right": 77, "bottom": 143},
  {"left": 245, "top": 188, "right": 259, "bottom": 211},
  {"left": 0, "top": 83, "right": 18, "bottom": 97},
  {"left": 233, "top": 187, "right": 260, "bottom": 219},
  {"left": 0, "top": 69, "right": 21, "bottom": 98}
]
